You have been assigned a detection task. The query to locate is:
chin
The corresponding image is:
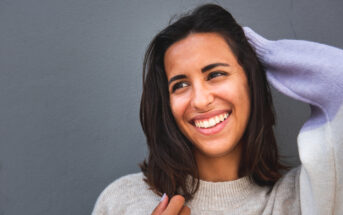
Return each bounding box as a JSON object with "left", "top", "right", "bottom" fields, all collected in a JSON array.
[{"left": 194, "top": 140, "right": 240, "bottom": 158}]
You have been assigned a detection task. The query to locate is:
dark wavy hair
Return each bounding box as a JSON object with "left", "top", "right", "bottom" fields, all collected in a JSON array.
[{"left": 140, "top": 3, "right": 286, "bottom": 201}]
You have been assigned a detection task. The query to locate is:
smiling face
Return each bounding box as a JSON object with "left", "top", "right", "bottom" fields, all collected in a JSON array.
[{"left": 164, "top": 33, "right": 251, "bottom": 163}]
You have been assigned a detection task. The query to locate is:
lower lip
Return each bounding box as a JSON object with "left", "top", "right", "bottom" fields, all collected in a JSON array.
[{"left": 194, "top": 115, "right": 230, "bottom": 136}]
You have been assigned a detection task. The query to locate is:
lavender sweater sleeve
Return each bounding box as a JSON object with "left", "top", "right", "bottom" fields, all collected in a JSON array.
[{"left": 244, "top": 27, "right": 343, "bottom": 215}]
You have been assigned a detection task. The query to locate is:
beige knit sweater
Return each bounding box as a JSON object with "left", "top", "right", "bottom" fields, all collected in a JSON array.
[{"left": 91, "top": 167, "right": 300, "bottom": 215}]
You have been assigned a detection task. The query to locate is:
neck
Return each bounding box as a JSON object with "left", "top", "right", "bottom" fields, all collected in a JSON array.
[{"left": 195, "top": 144, "right": 241, "bottom": 182}]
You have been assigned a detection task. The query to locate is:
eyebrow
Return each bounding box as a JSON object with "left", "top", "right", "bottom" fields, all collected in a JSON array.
[
  {"left": 168, "top": 74, "right": 186, "bottom": 86},
  {"left": 201, "top": 63, "right": 230, "bottom": 73},
  {"left": 167, "top": 62, "right": 230, "bottom": 86}
]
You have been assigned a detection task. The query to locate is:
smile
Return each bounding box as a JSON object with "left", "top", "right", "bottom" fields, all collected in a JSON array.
[
  {"left": 194, "top": 113, "right": 229, "bottom": 128},
  {"left": 191, "top": 111, "right": 231, "bottom": 136}
]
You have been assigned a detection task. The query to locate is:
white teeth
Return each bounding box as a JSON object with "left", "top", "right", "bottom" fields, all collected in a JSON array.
[
  {"left": 215, "top": 116, "right": 220, "bottom": 124},
  {"left": 194, "top": 112, "right": 229, "bottom": 129},
  {"left": 204, "top": 121, "right": 209, "bottom": 128},
  {"left": 209, "top": 118, "right": 215, "bottom": 127},
  {"left": 219, "top": 114, "right": 224, "bottom": 121},
  {"left": 195, "top": 121, "right": 200, "bottom": 127}
]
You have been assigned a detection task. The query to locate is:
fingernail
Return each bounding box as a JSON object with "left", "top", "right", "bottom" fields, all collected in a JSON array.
[{"left": 160, "top": 193, "right": 166, "bottom": 202}]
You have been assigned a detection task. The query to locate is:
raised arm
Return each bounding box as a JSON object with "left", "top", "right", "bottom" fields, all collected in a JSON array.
[{"left": 244, "top": 27, "right": 343, "bottom": 215}]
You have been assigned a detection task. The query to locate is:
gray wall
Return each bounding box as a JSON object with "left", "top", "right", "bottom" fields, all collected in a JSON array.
[{"left": 1, "top": 0, "right": 342, "bottom": 214}]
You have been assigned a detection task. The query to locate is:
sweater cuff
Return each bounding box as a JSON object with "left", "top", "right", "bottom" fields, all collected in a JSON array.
[{"left": 243, "top": 27, "right": 272, "bottom": 56}]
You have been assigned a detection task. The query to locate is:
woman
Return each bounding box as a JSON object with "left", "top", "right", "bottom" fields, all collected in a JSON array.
[{"left": 92, "top": 4, "right": 343, "bottom": 215}]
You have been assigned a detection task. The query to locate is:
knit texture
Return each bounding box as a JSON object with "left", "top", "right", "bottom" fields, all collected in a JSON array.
[
  {"left": 244, "top": 27, "right": 343, "bottom": 215},
  {"left": 92, "top": 28, "right": 343, "bottom": 215},
  {"left": 92, "top": 168, "right": 300, "bottom": 215}
]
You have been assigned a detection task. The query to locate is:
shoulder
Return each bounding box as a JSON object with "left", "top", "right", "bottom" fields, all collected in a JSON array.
[
  {"left": 268, "top": 166, "right": 301, "bottom": 213},
  {"left": 275, "top": 166, "right": 301, "bottom": 191},
  {"left": 102, "top": 172, "right": 147, "bottom": 195},
  {"left": 92, "top": 172, "right": 160, "bottom": 215}
]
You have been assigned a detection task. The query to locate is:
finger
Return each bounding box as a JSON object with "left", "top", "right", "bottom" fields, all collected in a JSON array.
[
  {"left": 178, "top": 205, "right": 191, "bottom": 215},
  {"left": 163, "top": 195, "right": 185, "bottom": 214},
  {"left": 151, "top": 193, "right": 169, "bottom": 215}
]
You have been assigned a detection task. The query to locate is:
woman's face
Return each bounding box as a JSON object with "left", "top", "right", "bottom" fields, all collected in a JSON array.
[{"left": 164, "top": 33, "right": 251, "bottom": 160}]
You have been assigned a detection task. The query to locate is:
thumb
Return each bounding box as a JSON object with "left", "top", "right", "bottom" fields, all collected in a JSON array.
[{"left": 151, "top": 193, "right": 169, "bottom": 215}]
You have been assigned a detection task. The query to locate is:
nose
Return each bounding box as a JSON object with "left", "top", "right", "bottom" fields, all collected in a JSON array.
[{"left": 190, "top": 83, "right": 214, "bottom": 111}]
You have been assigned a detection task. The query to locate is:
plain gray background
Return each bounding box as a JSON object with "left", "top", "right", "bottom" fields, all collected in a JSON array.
[{"left": 1, "top": 0, "right": 343, "bottom": 214}]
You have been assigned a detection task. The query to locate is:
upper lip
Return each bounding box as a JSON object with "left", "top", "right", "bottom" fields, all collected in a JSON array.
[{"left": 190, "top": 109, "right": 231, "bottom": 122}]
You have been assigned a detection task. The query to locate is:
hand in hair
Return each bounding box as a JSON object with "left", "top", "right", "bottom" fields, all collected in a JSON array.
[{"left": 151, "top": 194, "right": 191, "bottom": 215}]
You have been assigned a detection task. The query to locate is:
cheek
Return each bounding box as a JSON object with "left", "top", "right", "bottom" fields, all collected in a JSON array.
[
  {"left": 237, "top": 84, "right": 250, "bottom": 106},
  {"left": 217, "top": 81, "right": 250, "bottom": 113},
  {"left": 169, "top": 95, "right": 190, "bottom": 123},
  {"left": 236, "top": 85, "right": 251, "bottom": 124}
]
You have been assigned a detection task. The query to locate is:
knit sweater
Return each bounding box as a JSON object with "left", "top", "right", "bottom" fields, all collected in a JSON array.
[{"left": 91, "top": 28, "right": 343, "bottom": 215}]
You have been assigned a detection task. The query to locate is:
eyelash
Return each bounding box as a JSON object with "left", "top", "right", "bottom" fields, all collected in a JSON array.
[
  {"left": 172, "top": 82, "right": 189, "bottom": 92},
  {"left": 171, "top": 71, "right": 228, "bottom": 93},
  {"left": 207, "top": 71, "right": 227, "bottom": 80}
]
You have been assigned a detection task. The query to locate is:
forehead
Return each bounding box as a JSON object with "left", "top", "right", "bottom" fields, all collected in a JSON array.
[{"left": 164, "top": 33, "right": 238, "bottom": 76}]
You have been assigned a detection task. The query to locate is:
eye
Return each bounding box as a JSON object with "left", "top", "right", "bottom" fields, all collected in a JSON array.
[
  {"left": 207, "top": 71, "right": 228, "bottom": 80},
  {"left": 172, "top": 81, "right": 189, "bottom": 93}
]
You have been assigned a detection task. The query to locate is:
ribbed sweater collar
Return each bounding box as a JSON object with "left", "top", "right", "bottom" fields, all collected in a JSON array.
[{"left": 187, "top": 176, "right": 258, "bottom": 210}]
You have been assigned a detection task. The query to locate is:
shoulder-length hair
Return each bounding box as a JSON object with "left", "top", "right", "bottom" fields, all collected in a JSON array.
[{"left": 140, "top": 3, "right": 285, "bottom": 201}]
